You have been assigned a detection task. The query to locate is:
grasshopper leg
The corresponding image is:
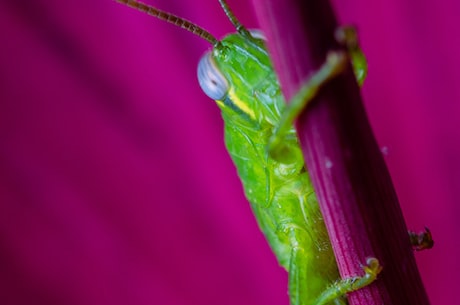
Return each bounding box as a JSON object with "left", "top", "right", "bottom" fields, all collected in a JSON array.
[
  {"left": 267, "top": 26, "right": 369, "bottom": 162},
  {"left": 312, "top": 257, "right": 382, "bottom": 305},
  {"left": 409, "top": 227, "right": 434, "bottom": 251},
  {"left": 332, "top": 298, "right": 348, "bottom": 305},
  {"left": 267, "top": 51, "right": 348, "bottom": 161},
  {"left": 335, "top": 26, "right": 368, "bottom": 86},
  {"left": 288, "top": 247, "right": 308, "bottom": 305}
]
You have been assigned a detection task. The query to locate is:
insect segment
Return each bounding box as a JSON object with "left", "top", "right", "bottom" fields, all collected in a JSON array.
[{"left": 117, "top": 1, "right": 381, "bottom": 304}]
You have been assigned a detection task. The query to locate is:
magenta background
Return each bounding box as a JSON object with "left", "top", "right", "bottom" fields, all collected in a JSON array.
[{"left": 0, "top": 0, "right": 458, "bottom": 304}]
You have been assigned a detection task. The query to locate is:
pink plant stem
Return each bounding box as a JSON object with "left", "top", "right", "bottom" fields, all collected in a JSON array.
[{"left": 250, "top": 0, "right": 431, "bottom": 304}]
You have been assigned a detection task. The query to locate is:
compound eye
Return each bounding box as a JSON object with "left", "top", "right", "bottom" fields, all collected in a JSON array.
[
  {"left": 197, "top": 52, "right": 229, "bottom": 100},
  {"left": 248, "top": 29, "right": 266, "bottom": 41}
]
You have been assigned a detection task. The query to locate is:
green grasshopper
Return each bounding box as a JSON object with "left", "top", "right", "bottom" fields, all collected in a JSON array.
[{"left": 117, "top": 1, "right": 383, "bottom": 304}]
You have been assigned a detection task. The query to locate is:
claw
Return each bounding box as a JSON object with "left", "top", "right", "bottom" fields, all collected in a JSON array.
[
  {"left": 409, "top": 227, "right": 434, "bottom": 251},
  {"left": 363, "top": 257, "right": 383, "bottom": 278}
]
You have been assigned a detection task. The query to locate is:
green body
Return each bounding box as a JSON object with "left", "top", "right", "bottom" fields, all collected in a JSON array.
[
  {"left": 117, "top": 1, "right": 381, "bottom": 304},
  {"left": 212, "top": 33, "right": 339, "bottom": 305}
]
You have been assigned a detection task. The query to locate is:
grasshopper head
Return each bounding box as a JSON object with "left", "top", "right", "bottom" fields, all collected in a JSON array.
[
  {"left": 117, "top": 0, "right": 283, "bottom": 126},
  {"left": 197, "top": 31, "right": 283, "bottom": 128}
]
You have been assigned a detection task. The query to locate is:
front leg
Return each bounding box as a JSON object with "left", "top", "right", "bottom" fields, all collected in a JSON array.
[
  {"left": 267, "top": 26, "right": 367, "bottom": 161},
  {"left": 335, "top": 26, "right": 368, "bottom": 86},
  {"left": 267, "top": 51, "right": 348, "bottom": 161}
]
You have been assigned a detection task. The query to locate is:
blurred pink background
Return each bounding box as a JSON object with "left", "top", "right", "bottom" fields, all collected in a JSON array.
[{"left": 0, "top": 0, "right": 458, "bottom": 304}]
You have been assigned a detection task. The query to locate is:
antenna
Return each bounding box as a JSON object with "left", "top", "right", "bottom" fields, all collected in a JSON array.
[
  {"left": 116, "top": 0, "right": 220, "bottom": 46},
  {"left": 217, "top": 0, "right": 250, "bottom": 36}
]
